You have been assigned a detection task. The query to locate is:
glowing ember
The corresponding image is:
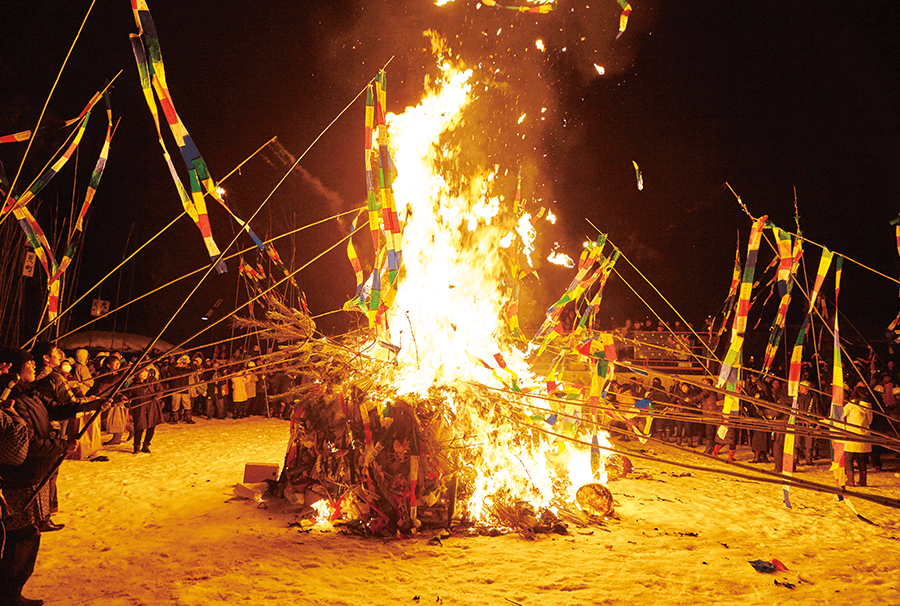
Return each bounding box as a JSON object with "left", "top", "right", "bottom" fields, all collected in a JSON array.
[
  {"left": 548, "top": 250, "right": 575, "bottom": 268},
  {"left": 535, "top": 39, "right": 545, "bottom": 52},
  {"left": 594, "top": 64, "right": 606, "bottom": 75}
]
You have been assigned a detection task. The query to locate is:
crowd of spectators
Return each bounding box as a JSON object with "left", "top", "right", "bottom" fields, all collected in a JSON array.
[
  {"left": 602, "top": 349, "right": 897, "bottom": 486},
  {"left": 0, "top": 340, "right": 304, "bottom": 605}
]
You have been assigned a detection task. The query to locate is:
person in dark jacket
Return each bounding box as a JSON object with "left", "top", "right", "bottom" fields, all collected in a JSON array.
[
  {"left": 128, "top": 367, "right": 165, "bottom": 454},
  {"left": 30, "top": 341, "right": 99, "bottom": 521},
  {"left": 0, "top": 346, "right": 101, "bottom": 606}
]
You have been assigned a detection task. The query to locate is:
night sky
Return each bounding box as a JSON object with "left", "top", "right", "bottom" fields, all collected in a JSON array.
[{"left": 2, "top": 1, "right": 898, "bottom": 353}]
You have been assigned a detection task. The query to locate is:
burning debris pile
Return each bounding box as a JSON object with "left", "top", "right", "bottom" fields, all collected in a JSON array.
[
  {"left": 230, "top": 43, "right": 619, "bottom": 536},
  {"left": 235, "top": 300, "right": 614, "bottom": 538}
]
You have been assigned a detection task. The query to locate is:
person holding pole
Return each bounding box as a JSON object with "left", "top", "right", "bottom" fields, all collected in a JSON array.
[{"left": 0, "top": 346, "right": 103, "bottom": 606}]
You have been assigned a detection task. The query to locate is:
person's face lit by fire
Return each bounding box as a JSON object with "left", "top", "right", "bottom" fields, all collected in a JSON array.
[
  {"left": 45, "top": 346, "right": 64, "bottom": 369},
  {"left": 19, "top": 359, "right": 36, "bottom": 384}
]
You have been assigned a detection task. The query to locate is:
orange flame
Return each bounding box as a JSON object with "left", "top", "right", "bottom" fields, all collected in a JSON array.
[{"left": 367, "top": 36, "right": 611, "bottom": 522}]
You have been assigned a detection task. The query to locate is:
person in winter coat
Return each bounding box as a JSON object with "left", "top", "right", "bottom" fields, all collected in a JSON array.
[
  {"left": 128, "top": 367, "right": 165, "bottom": 454},
  {"left": 187, "top": 356, "right": 206, "bottom": 422},
  {"left": 244, "top": 362, "right": 260, "bottom": 416},
  {"left": 841, "top": 384, "right": 874, "bottom": 487},
  {"left": 208, "top": 361, "right": 227, "bottom": 419},
  {"left": 87, "top": 353, "right": 130, "bottom": 445},
  {"left": 30, "top": 341, "right": 100, "bottom": 527},
  {"left": 694, "top": 379, "right": 720, "bottom": 454},
  {"left": 70, "top": 349, "right": 94, "bottom": 397},
  {"left": 230, "top": 364, "right": 254, "bottom": 419},
  {"left": 167, "top": 355, "right": 194, "bottom": 424},
  {"left": 0, "top": 346, "right": 103, "bottom": 606},
  {"left": 673, "top": 383, "right": 698, "bottom": 447}
]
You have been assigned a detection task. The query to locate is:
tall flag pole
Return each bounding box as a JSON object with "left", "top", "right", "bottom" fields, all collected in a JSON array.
[
  {"left": 128, "top": 0, "right": 226, "bottom": 273},
  {"left": 715, "top": 217, "right": 765, "bottom": 444},
  {"left": 345, "top": 72, "right": 402, "bottom": 329},
  {"left": 781, "top": 247, "right": 833, "bottom": 508},
  {"left": 717, "top": 216, "right": 766, "bottom": 389},
  {"left": 829, "top": 257, "right": 846, "bottom": 488},
  {"left": 762, "top": 227, "right": 803, "bottom": 373},
  {"left": 0, "top": 92, "right": 113, "bottom": 325}
]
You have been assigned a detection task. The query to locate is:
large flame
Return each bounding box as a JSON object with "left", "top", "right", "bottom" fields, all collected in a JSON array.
[{"left": 370, "top": 38, "right": 611, "bottom": 523}]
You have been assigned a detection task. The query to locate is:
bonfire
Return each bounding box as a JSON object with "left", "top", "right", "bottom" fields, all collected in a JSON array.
[{"left": 232, "top": 38, "right": 617, "bottom": 538}]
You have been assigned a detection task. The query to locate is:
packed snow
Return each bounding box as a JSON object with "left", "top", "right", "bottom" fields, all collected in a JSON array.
[{"left": 27, "top": 416, "right": 900, "bottom": 605}]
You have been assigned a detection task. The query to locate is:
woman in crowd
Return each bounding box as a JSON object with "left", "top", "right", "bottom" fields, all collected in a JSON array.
[
  {"left": 842, "top": 383, "right": 874, "bottom": 487},
  {"left": 128, "top": 366, "right": 165, "bottom": 454},
  {"left": 88, "top": 353, "right": 130, "bottom": 445},
  {"left": 30, "top": 341, "right": 99, "bottom": 529},
  {"left": 70, "top": 349, "right": 94, "bottom": 397},
  {"left": 231, "top": 363, "right": 251, "bottom": 419}
]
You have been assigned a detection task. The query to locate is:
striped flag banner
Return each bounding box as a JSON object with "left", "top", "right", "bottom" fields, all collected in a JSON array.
[
  {"left": 762, "top": 228, "right": 803, "bottom": 373},
  {"left": 782, "top": 246, "right": 833, "bottom": 508},
  {"left": 717, "top": 215, "right": 767, "bottom": 388},
  {"left": 129, "top": 0, "right": 226, "bottom": 273}
]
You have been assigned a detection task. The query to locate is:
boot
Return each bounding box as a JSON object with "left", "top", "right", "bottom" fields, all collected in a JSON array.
[
  {"left": 710, "top": 444, "right": 722, "bottom": 456},
  {"left": 133, "top": 430, "right": 144, "bottom": 454},
  {"left": 167, "top": 412, "right": 178, "bottom": 424},
  {"left": 183, "top": 410, "right": 195, "bottom": 424},
  {"left": 141, "top": 443, "right": 151, "bottom": 454},
  {"left": 727, "top": 449, "right": 736, "bottom": 462}
]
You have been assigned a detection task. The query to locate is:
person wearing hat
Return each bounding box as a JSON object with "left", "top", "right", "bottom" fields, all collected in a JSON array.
[
  {"left": 167, "top": 355, "right": 194, "bottom": 424},
  {"left": 231, "top": 363, "right": 253, "bottom": 419},
  {"left": 87, "top": 353, "right": 130, "bottom": 445},
  {"left": 71, "top": 349, "right": 94, "bottom": 397},
  {"left": 244, "top": 361, "right": 260, "bottom": 416},
  {"left": 128, "top": 366, "right": 165, "bottom": 454},
  {"left": 30, "top": 342, "right": 101, "bottom": 520},
  {"left": 0, "top": 346, "right": 104, "bottom": 606},
  {"left": 186, "top": 355, "right": 206, "bottom": 423}
]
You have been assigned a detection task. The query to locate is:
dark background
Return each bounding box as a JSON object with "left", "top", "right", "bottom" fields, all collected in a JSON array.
[{"left": 1, "top": 1, "right": 898, "bottom": 357}]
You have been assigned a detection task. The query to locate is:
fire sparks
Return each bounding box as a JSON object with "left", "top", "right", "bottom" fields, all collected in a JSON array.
[{"left": 594, "top": 64, "right": 605, "bottom": 75}]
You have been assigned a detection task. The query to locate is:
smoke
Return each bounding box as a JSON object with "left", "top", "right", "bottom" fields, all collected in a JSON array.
[{"left": 265, "top": 137, "right": 350, "bottom": 233}]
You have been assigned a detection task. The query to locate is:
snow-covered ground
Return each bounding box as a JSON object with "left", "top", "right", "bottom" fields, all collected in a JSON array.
[{"left": 28, "top": 416, "right": 900, "bottom": 605}]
